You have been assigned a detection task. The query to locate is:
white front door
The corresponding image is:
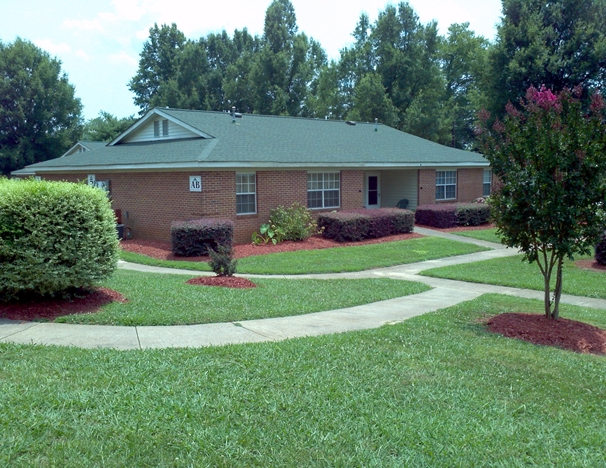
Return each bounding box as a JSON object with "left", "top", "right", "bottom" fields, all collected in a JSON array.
[{"left": 365, "top": 172, "right": 381, "bottom": 209}]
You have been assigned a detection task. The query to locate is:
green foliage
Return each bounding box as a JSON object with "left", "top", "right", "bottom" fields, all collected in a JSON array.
[
  {"left": 251, "top": 223, "right": 283, "bottom": 245},
  {"left": 128, "top": 23, "right": 187, "bottom": 113},
  {"left": 82, "top": 111, "right": 136, "bottom": 142},
  {"left": 455, "top": 203, "right": 492, "bottom": 226},
  {"left": 595, "top": 231, "right": 606, "bottom": 266},
  {"left": 319, "top": 208, "right": 414, "bottom": 242},
  {"left": 477, "top": 86, "right": 606, "bottom": 319},
  {"left": 486, "top": 0, "right": 606, "bottom": 118},
  {"left": 268, "top": 202, "right": 319, "bottom": 241},
  {"left": 439, "top": 23, "right": 490, "bottom": 149},
  {"left": 0, "top": 38, "right": 83, "bottom": 176},
  {"left": 0, "top": 178, "right": 119, "bottom": 300},
  {"left": 208, "top": 245, "right": 238, "bottom": 276}
]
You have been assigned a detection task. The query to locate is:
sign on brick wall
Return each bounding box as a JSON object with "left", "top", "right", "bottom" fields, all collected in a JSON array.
[{"left": 189, "top": 175, "right": 202, "bottom": 192}]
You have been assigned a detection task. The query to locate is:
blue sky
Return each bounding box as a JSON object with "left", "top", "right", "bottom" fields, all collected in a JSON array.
[{"left": 0, "top": 0, "right": 502, "bottom": 121}]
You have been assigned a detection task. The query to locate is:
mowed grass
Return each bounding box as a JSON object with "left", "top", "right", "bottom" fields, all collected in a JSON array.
[
  {"left": 422, "top": 253, "right": 606, "bottom": 299},
  {"left": 54, "top": 269, "right": 431, "bottom": 326},
  {"left": 2, "top": 294, "right": 605, "bottom": 467},
  {"left": 452, "top": 227, "right": 503, "bottom": 244},
  {"left": 120, "top": 236, "right": 489, "bottom": 275}
]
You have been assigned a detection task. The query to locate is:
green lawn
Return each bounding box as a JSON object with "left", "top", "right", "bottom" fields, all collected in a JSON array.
[
  {"left": 121, "top": 236, "right": 489, "bottom": 275},
  {"left": 422, "top": 253, "right": 606, "bottom": 299},
  {"left": 2, "top": 294, "right": 605, "bottom": 466},
  {"left": 452, "top": 227, "right": 503, "bottom": 244},
  {"left": 53, "top": 269, "right": 430, "bottom": 326}
]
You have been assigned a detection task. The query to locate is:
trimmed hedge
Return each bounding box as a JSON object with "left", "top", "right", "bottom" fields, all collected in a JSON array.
[
  {"left": 596, "top": 231, "right": 606, "bottom": 266},
  {"left": 415, "top": 203, "right": 491, "bottom": 228},
  {"left": 171, "top": 219, "right": 233, "bottom": 256},
  {"left": 0, "top": 178, "right": 119, "bottom": 300},
  {"left": 414, "top": 204, "right": 457, "bottom": 228},
  {"left": 455, "top": 203, "right": 492, "bottom": 226},
  {"left": 318, "top": 208, "right": 414, "bottom": 242}
]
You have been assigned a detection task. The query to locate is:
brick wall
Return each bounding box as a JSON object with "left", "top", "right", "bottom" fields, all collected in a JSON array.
[
  {"left": 417, "top": 168, "right": 484, "bottom": 205},
  {"left": 457, "top": 168, "right": 484, "bottom": 202},
  {"left": 42, "top": 169, "right": 367, "bottom": 245}
]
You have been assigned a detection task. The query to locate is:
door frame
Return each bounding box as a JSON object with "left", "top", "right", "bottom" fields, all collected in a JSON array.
[{"left": 365, "top": 171, "right": 381, "bottom": 209}]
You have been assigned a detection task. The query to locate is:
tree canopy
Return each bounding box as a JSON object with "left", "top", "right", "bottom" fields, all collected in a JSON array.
[
  {"left": 477, "top": 86, "right": 606, "bottom": 319},
  {"left": 0, "top": 38, "right": 82, "bottom": 176},
  {"left": 486, "top": 0, "right": 606, "bottom": 117},
  {"left": 125, "top": 0, "right": 606, "bottom": 151},
  {"left": 82, "top": 112, "right": 137, "bottom": 142}
]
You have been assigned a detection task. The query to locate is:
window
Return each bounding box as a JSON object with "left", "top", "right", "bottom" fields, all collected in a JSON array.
[
  {"left": 483, "top": 169, "right": 492, "bottom": 197},
  {"left": 236, "top": 173, "right": 256, "bottom": 215},
  {"left": 154, "top": 119, "right": 169, "bottom": 138},
  {"left": 308, "top": 172, "right": 340, "bottom": 209},
  {"left": 436, "top": 170, "right": 457, "bottom": 200}
]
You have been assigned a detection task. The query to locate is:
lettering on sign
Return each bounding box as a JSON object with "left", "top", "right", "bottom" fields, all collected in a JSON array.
[
  {"left": 189, "top": 176, "right": 202, "bottom": 192},
  {"left": 87, "top": 174, "right": 96, "bottom": 186}
]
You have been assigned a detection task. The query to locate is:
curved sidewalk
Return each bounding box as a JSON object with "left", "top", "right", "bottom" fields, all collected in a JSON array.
[{"left": 2, "top": 229, "right": 605, "bottom": 350}]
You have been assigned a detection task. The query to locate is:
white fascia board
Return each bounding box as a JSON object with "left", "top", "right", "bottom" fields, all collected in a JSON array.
[{"left": 32, "top": 160, "right": 489, "bottom": 173}]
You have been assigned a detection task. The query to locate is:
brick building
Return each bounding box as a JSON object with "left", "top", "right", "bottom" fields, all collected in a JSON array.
[{"left": 13, "top": 108, "right": 491, "bottom": 244}]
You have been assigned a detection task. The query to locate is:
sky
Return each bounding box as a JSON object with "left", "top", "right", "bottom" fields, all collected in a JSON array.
[{"left": 0, "top": 0, "right": 503, "bottom": 121}]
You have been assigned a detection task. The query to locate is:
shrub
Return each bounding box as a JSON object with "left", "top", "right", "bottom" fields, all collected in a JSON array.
[
  {"left": 0, "top": 178, "right": 119, "bottom": 300},
  {"left": 455, "top": 203, "right": 492, "bottom": 226},
  {"left": 208, "top": 245, "right": 238, "bottom": 276},
  {"left": 171, "top": 219, "right": 233, "bottom": 257},
  {"left": 415, "top": 204, "right": 458, "bottom": 228},
  {"left": 318, "top": 212, "right": 372, "bottom": 242},
  {"left": 319, "top": 208, "right": 414, "bottom": 242},
  {"left": 415, "top": 203, "right": 491, "bottom": 228},
  {"left": 268, "top": 203, "right": 319, "bottom": 241},
  {"left": 596, "top": 231, "right": 606, "bottom": 265}
]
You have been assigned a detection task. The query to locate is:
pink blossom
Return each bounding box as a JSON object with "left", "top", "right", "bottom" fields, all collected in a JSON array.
[
  {"left": 533, "top": 85, "right": 558, "bottom": 109},
  {"left": 590, "top": 92, "right": 605, "bottom": 112}
]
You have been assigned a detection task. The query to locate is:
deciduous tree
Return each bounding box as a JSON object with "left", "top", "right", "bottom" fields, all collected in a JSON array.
[
  {"left": 0, "top": 38, "right": 82, "bottom": 176},
  {"left": 477, "top": 86, "right": 606, "bottom": 319}
]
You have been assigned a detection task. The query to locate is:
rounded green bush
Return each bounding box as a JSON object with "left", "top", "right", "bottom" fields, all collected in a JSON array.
[{"left": 0, "top": 178, "right": 119, "bottom": 300}]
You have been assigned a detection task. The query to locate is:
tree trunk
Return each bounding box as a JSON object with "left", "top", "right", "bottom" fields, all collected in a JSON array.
[{"left": 551, "top": 257, "right": 564, "bottom": 320}]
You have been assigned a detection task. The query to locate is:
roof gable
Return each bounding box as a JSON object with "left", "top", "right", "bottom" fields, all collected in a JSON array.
[{"left": 110, "top": 108, "right": 213, "bottom": 145}]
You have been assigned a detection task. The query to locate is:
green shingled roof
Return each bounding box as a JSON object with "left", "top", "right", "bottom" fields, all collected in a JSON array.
[{"left": 14, "top": 108, "right": 487, "bottom": 174}]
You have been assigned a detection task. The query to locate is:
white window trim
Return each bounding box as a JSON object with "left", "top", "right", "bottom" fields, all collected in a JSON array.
[
  {"left": 236, "top": 172, "right": 257, "bottom": 215},
  {"left": 436, "top": 170, "right": 457, "bottom": 201},
  {"left": 307, "top": 171, "right": 340, "bottom": 209},
  {"left": 483, "top": 169, "right": 492, "bottom": 197}
]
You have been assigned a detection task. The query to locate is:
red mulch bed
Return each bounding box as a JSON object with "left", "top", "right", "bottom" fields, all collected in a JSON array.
[
  {"left": 0, "top": 288, "right": 127, "bottom": 322},
  {"left": 186, "top": 276, "right": 257, "bottom": 289},
  {"left": 120, "top": 232, "right": 424, "bottom": 261},
  {"left": 487, "top": 313, "right": 606, "bottom": 355},
  {"left": 575, "top": 259, "right": 606, "bottom": 272}
]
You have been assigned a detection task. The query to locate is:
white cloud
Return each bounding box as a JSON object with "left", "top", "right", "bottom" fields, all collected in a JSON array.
[
  {"left": 75, "top": 50, "right": 90, "bottom": 61},
  {"left": 112, "top": 0, "right": 148, "bottom": 22},
  {"left": 33, "top": 39, "right": 72, "bottom": 55},
  {"left": 63, "top": 18, "right": 104, "bottom": 32},
  {"left": 108, "top": 51, "right": 139, "bottom": 67}
]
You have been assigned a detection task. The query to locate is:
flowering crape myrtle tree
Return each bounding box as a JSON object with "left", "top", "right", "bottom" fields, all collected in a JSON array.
[{"left": 477, "top": 86, "right": 606, "bottom": 320}]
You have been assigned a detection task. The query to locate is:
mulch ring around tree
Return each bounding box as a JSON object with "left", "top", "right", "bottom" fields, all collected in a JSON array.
[
  {"left": 486, "top": 313, "right": 606, "bottom": 356},
  {"left": 186, "top": 276, "right": 257, "bottom": 289},
  {"left": 0, "top": 288, "right": 128, "bottom": 322}
]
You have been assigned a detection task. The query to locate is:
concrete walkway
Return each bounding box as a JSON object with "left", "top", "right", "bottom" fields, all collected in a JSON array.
[{"left": 2, "top": 228, "right": 605, "bottom": 350}]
